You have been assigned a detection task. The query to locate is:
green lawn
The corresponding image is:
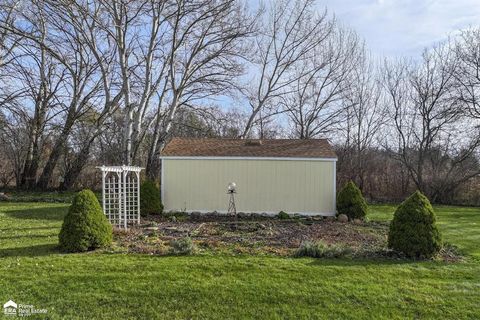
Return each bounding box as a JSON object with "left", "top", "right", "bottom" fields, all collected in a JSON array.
[
  {"left": 0, "top": 202, "right": 479, "bottom": 319},
  {"left": 370, "top": 204, "right": 480, "bottom": 259}
]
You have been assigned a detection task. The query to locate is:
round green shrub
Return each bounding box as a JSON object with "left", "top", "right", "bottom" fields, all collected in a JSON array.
[
  {"left": 169, "top": 237, "right": 195, "bottom": 255},
  {"left": 140, "top": 180, "right": 163, "bottom": 216},
  {"left": 336, "top": 181, "right": 368, "bottom": 220},
  {"left": 277, "top": 211, "right": 290, "bottom": 219},
  {"left": 388, "top": 191, "right": 442, "bottom": 258},
  {"left": 58, "top": 189, "right": 112, "bottom": 252}
]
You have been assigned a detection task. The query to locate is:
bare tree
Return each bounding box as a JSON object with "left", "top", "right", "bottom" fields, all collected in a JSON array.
[
  {"left": 0, "top": 0, "right": 70, "bottom": 189},
  {"left": 283, "top": 26, "right": 362, "bottom": 139},
  {"left": 82, "top": 0, "right": 171, "bottom": 166},
  {"left": 145, "top": 0, "right": 254, "bottom": 178},
  {"left": 0, "top": 0, "right": 20, "bottom": 70},
  {"left": 0, "top": 1, "right": 24, "bottom": 185},
  {"left": 14, "top": 0, "right": 125, "bottom": 189},
  {"left": 1, "top": 0, "right": 254, "bottom": 184},
  {"left": 1, "top": 0, "right": 113, "bottom": 189},
  {"left": 454, "top": 28, "right": 480, "bottom": 119},
  {"left": 383, "top": 44, "right": 480, "bottom": 201},
  {"left": 339, "top": 53, "right": 386, "bottom": 191},
  {"left": 34, "top": 4, "right": 105, "bottom": 189},
  {"left": 240, "top": 0, "right": 334, "bottom": 138}
]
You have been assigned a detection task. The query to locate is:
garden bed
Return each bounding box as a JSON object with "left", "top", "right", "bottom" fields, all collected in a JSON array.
[
  {"left": 114, "top": 214, "right": 388, "bottom": 256},
  {"left": 113, "top": 214, "right": 462, "bottom": 261}
]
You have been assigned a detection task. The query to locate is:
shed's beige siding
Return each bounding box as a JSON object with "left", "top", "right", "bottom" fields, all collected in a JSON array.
[{"left": 162, "top": 158, "right": 335, "bottom": 215}]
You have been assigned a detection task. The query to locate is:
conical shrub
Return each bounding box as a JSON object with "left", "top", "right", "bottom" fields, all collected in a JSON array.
[
  {"left": 59, "top": 189, "right": 112, "bottom": 252},
  {"left": 140, "top": 180, "right": 163, "bottom": 216},
  {"left": 388, "top": 191, "right": 442, "bottom": 258},
  {"left": 336, "top": 181, "right": 368, "bottom": 220}
]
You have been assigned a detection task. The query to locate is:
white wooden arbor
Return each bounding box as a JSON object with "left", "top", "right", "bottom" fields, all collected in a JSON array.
[{"left": 97, "top": 166, "right": 143, "bottom": 229}]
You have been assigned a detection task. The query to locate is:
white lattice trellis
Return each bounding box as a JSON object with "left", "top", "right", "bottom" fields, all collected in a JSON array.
[{"left": 96, "top": 166, "right": 142, "bottom": 229}]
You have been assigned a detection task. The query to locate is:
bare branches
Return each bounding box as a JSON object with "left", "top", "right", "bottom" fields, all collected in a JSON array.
[
  {"left": 0, "top": 0, "right": 480, "bottom": 199},
  {"left": 241, "top": 0, "right": 334, "bottom": 138},
  {"left": 145, "top": 0, "right": 255, "bottom": 176},
  {"left": 383, "top": 42, "right": 480, "bottom": 200},
  {"left": 283, "top": 26, "right": 363, "bottom": 139},
  {"left": 454, "top": 28, "right": 480, "bottom": 119}
]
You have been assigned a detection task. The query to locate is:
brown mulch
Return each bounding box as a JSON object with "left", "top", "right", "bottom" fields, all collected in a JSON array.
[
  {"left": 110, "top": 215, "right": 463, "bottom": 262},
  {"left": 113, "top": 216, "right": 389, "bottom": 256}
]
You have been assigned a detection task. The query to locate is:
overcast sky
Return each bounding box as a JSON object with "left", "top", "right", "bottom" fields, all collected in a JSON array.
[{"left": 319, "top": 0, "right": 480, "bottom": 57}]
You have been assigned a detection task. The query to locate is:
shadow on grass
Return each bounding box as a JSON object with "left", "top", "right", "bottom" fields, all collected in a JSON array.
[
  {"left": 304, "top": 257, "right": 418, "bottom": 267},
  {"left": 0, "top": 234, "right": 55, "bottom": 240},
  {"left": 4, "top": 206, "right": 67, "bottom": 221},
  {"left": 0, "top": 243, "right": 59, "bottom": 257},
  {"left": 143, "top": 253, "right": 431, "bottom": 267},
  {"left": 301, "top": 252, "right": 465, "bottom": 266},
  {"left": 0, "top": 226, "right": 59, "bottom": 232}
]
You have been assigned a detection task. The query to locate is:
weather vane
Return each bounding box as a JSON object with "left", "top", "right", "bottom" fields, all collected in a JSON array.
[{"left": 227, "top": 182, "right": 237, "bottom": 216}]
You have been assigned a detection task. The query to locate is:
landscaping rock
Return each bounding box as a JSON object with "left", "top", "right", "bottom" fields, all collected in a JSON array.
[
  {"left": 0, "top": 193, "right": 9, "bottom": 201},
  {"left": 250, "top": 213, "right": 263, "bottom": 219},
  {"left": 237, "top": 212, "right": 250, "bottom": 218},
  {"left": 325, "top": 216, "right": 336, "bottom": 221},
  {"left": 353, "top": 219, "right": 363, "bottom": 225},
  {"left": 337, "top": 214, "right": 349, "bottom": 223},
  {"left": 190, "top": 212, "right": 201, "bottom": 219}
]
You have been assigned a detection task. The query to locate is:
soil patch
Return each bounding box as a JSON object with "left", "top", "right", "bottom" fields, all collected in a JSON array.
[{"left": 113, "top": 215, "right": 389, "bottom": 257}]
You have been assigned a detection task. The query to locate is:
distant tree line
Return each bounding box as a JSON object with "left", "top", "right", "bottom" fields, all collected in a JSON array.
[{"left": 0, "top": 0, "right": 479, "bottom": 204}]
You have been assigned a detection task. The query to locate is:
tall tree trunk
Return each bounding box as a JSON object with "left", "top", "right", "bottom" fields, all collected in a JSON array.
[
  {"left": 36, "top": 132, "right": 68, "bottom": 189},
  {"left": 145, "top": 93, "right": 181, "bottom": 180},
  {"left": 59, "top": 137, "right": 94, "bottom": 190},
  {"left": 146, "top": 138, "right": 165, "bottom": 181},
  {"left": 36, "top": 113, "right": 76, "bottom": 189},
  {"left": 18, "top": 44, "right": 49, "bottom": 190},
  {"left": 123, "top": 105, "right": 134, "bottom": 165},
  {"left": 19, "top": 108, "right": 45, "bottom": 189},
  {"left": 20, "top": 146, "right": 41, "bottom": 189},
  {"left": 146, "top": 157, "right": 161, "bottom": 181}
]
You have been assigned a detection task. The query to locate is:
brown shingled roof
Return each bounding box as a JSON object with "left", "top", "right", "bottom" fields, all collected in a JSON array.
[{"left": 161, "top": 138, "right": 337, "bottom": 159}]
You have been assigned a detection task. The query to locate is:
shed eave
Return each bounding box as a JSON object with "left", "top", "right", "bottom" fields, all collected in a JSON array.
[{"left": 159, "top": 156, "right": 337, "bottom": 161}]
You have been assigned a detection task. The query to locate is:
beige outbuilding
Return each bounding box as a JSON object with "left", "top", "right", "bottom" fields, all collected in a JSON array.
[{"left": 160, "top": 138, "right": 337, "bottom": 216}]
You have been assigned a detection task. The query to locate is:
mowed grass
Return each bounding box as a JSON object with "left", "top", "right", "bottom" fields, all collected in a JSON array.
[
  {"left": 0, "top": 202, "right": 479, "bottom": 319},
  {"left": 370, "top": 204, "right": 480, "bottom": 259}
]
